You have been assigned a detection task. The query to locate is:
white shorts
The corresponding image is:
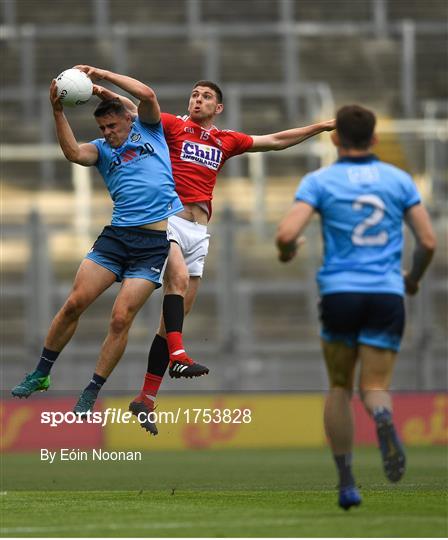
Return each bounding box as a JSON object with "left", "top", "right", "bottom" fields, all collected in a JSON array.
[{"left": 167, "top": 215, "right": 210, "bottom": 277}]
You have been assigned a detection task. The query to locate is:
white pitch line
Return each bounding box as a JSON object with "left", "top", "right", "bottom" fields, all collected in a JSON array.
[{"left": 2, "top": 515, "right": 446, "bottom": 534}]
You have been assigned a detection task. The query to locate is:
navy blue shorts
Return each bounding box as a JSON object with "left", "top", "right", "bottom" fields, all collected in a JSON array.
[
  {"left": 319, "top": 293, "right": 405, "bottom": 352},
  {"left": 86, "top": 225, "right": 169, "bottom": 287}
]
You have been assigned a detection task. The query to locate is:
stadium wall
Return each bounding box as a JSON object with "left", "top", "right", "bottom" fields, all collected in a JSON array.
[{"left": 1, "top": 393, "right": 446, "bottom": 452}]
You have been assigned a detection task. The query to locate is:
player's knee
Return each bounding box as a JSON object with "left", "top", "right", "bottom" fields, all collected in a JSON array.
[
  {"left": 109, "top": 311, "right": 132, "bottom": 335},
  {"left": 328, "top": 372, "right": 354, "bottom": 391},
  {"left": 60, "top": 296, "right": 86, "bottom": 321}
]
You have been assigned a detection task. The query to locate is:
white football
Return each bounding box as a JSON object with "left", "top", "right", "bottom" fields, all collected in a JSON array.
[{"left": 55, "top": 68, "right": 93, "bottom": 107}]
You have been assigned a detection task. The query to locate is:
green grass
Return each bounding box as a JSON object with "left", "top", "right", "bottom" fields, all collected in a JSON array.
[{"left": 1, "top": 447, "right": 447, "bottom": 537}]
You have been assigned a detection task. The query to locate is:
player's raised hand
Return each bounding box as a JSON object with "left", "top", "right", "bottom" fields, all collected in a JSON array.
[
  {"left": 73, "top": 65, "right": 107, "bottom": 81},
  {"left": 92, "top": 84, "right": 138, "bottom": 116},
  {"left": 49, "top": 79, "right": 63, "bottom": 112},
  {"left": 92, "top": 84, "right": 113, "bottom": 100}
]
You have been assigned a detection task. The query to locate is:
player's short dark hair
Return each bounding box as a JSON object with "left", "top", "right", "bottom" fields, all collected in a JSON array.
[
  {"left": 94, "top": 98, "right": 127, "bottom": 118},
  {"left": 336, "top": 105, "right": 376, "bottom": 149},
  {"left": 192, "top": 80, "right": 223, "bottom": 103}
]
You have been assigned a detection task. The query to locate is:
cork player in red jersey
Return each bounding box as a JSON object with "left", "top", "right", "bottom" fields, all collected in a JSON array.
[{"left": 88, "top": 73, "right": 334, "bottom": 434}]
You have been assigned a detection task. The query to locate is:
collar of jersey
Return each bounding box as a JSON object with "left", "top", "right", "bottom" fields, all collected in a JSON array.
[
  {"left": 187, "top": 116, "right": 217, "bottom": 132},
  {"left": 337, "top": 154, "right": 378, "bottom": 164}
]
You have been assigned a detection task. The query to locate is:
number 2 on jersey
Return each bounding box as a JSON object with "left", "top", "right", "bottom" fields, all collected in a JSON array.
[{"left": 351, "top": 194, "right": 389, "bottom": 246}]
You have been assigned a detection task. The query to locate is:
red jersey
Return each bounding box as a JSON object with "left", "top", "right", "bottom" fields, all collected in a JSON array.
[{"left": 161, "top": 112, "right": 253, "bottom": 214}]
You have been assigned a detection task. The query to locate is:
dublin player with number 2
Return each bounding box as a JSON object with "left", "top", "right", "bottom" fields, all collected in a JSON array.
[{"left": 276, "top": 104, "right": 436, "bottom": 510}]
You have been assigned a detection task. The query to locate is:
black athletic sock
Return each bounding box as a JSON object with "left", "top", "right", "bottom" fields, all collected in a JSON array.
[
  {"left": 146, "top": 334, "right": 169, "bottom": 377},
  {"left": 85, "top": 373, "right": 106, "bottom": 395},
  {"left": 163, "top": 294, "right": 189, "bottom": 363},
  {"left": 36, "top": 347, "right": 60, "bottom": 376},
  {"left": 373, "top": 407, "right": 392, "bottom": 424},
  {"left": 163, "top": 294, "right": 184, "bottom": 333},
  {"left": 334, "top": 453, "right": 356, "bottom": 488}
]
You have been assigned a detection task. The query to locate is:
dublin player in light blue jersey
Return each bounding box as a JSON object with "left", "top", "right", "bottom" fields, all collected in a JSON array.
[
  {"left": 276, "top": 105, "right": 436, "bottom": 510},
  {"left": 11, "top": 68, "right": 205, "bottom": 432}
]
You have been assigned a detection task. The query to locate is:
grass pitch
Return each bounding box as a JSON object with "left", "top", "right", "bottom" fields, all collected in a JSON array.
[{"left": 1, "top": 447, "right": 447, "bottom": 537}]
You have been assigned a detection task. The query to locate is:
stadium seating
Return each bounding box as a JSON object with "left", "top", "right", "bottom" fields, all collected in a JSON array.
[{"left": 1, "top": 0, "right": 446, "bottom": 392}]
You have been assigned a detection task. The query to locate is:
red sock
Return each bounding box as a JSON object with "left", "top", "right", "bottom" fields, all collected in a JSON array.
[
  {"left": 166, "top": 331, "right": 190, "bottom": 364},
  {"left": 138, "top": 373, "right": 163, "bottom": 406}
]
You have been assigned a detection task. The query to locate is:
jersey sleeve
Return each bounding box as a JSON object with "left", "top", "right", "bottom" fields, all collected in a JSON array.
[
  {"left": 294, "top": 172, "right": 322, "bottom": 210},
  {"left": 401, "top": 173, "right": 421, "bottom": 210},
  {"left": 89, "top": 138, "right": 107, "bottom": 171},
  {"left": 89, "top": 138, "right": 102, "bottom": 151},
  {"left": 134, "top": 117, "right": 165, "bottom": 143},
  {"left": 225, "top": 130, "right": 254, "bottom": 157}
]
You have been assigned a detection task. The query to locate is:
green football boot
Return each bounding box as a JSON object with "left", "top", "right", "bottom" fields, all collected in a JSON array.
[
  {"left": 12, "top": 370, "right": 51, "bottom": 398},
  {"left": 73, "top": 389, "right": 98, "bottom": 419}
]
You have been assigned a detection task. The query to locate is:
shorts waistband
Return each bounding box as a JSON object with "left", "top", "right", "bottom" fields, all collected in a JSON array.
[
  {"left": 169, "top": 214, "right": 208, "bottom": 232},
  {"left": 106, "top": 225, "right": 167, "bottom": 236}
]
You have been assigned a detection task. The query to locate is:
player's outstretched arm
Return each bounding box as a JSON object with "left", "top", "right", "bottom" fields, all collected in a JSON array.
[
  {"left": 92, "top": 84, "right": 138, "bottom": 118},
  {"left": 50, "top": 80, "right": 98, "bottom": 166},
  {"left": 74, "top": 65, "right": 159, "bottom": 124},
  {"left": 276, "top": 201, "right": 314, "bottom": 262},
  {"left": 403, "top": 204, "right": 436, "bottom": 294},
  {"left": 249, "top": 119, "right": 335, "bottom": 152}
]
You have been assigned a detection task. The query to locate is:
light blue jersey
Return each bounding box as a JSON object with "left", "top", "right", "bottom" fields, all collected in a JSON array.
[
  {"left": 91, "top": 118, "right": 183, "bottom": 227},
  {"left": 295, "top": 155, "right": 421, "bottom": 296}
]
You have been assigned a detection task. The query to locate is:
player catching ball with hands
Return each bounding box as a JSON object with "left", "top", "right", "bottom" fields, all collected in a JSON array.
[
  {"left": 75, "top": 63, "right": 335, "bottom": 436},
  {"left": 12, "top": 67, "right": 202, "bottom": 436}
]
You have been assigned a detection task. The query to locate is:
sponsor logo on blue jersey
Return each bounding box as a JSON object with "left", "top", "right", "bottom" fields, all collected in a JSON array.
[
  {"left": 180, "top": 141, "right": 222, "bottom": 170},
  {"left": 107, "top": 143, "right": 155, "bottom": 173},
  {"left": 347, "top": 165, "right": 380, "bottom": 185}
]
